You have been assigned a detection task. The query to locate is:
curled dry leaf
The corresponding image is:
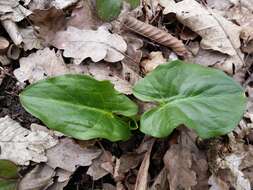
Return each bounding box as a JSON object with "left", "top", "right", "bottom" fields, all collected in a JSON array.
[
  {"left": 0, "top": 0, "right": 32, "bottom": 22},
  {"left": 53, "top": 26, "right": 127, "bottom": 64},
  {"left": 141, "top": 51, "right": 167, "bottom": 73},
  {"left": 160, "top": 0, "right": 244, "bottom": 73},
  {"left": 0, "top": 116, "right": 58, "bottom": 165},
  {"left": 46, "top": 138, "right": 102, "bottom": 172}
]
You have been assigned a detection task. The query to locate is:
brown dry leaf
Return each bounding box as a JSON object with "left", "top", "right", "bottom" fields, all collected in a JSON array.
[
  {"left": 46, "top": 138, "right": 101, "bottom": 172},
  {"left": 67, "top": 0, "right": 101, "bottom": 30},
  {"left": 149, "top": 168, "right": 169, "bottom": 190},
  {"left": 159, "top": 0, "right": 244, "bottom": 73},
  {"left": 87, "top": 151, "right": 114, "bottom": 180},
  {"left": 103, "top": 183, "right": 117, "bottom": 190},
  {"left": 0, "top": 0, "right": 31, "bottom": 22},
  {"left": 0, "top": 116, "right": 58, "bottom": 165},
  {"left": 141, "top": 51, "right": 167, "bottom": 73},
  {"left": 52, "top": 26, "right": 127, "bottom": 64},
  {"left": 134, "top": 138, "right": 155, "bottom": 190},
  {"left": 19, "top": 164, "right": 56, "bottom": 190},
  {"left": 29, "top": 7, "right": 66, "bottom": 44},
  {"left": 164, "top": 144, "right": 197, "bottom": 190},
  {"left": 27, "top": 0, "right": 78, "bottom": 10}
]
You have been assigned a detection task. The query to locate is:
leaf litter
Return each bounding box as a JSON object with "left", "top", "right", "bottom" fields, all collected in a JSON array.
[{"left": 1, "top": 0, "right": 253, "bottom": 189}]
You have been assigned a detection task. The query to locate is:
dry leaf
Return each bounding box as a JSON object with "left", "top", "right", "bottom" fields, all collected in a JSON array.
[
  {"left": 14, "top": 48, "right": 70, "bottom": 84},
  {"left": 134, "top": 138, "right": 155, "bottom": 190},
  {"left": 149, "top": 168, "right": 169, "bottom": 190},
  {"left": 208, "top": 175, "right": 230, "bottom": 190},
  {"left": 0, "top": 0, "right": 31, "bottom": 22},
  {"left": 52, "top": 26, "right": 127, "bottom": 64},
  {"left": 20, "top": 26, "right": 44, "bottom": 51},
  {"left": 141, "top": 51, "right": 167, "bottom": 73},
  {"left": 67, "top": 0, "right": 100, "bottom": 30},
  {"left": 160, "top": 0, "right": 244, "bottom": 73},
  {"left": 46, "top": 138, "right": 101, "bottom": 172},
  {"left": 19, "top": 164, "right": 55, "bottom": 190},
  {"left": 29, "top": 7, "right": 66, "bottom": 44},
  {"left": 0, "top": 116, "right": 58, "bottom": 165},
  {"left": 87, "top": 151, "right": 114, "bottom": 180}
]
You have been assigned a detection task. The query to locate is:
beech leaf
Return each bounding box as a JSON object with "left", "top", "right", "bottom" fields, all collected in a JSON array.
[
  {"left": 20, "top": 75, "right": 138, "bottom": 142},
  {"left": 133, "top": 60, "right": 246, "bottom": 138}
]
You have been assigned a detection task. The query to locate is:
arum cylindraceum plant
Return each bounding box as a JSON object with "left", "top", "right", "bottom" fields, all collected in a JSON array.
[{"left": 20, "top": 60, "right": 246, "bottom": 141}]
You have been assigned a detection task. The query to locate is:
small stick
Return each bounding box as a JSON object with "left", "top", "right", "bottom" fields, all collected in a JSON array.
[{"left": 123, "top": 16, "right": 190, "bottom": 57}]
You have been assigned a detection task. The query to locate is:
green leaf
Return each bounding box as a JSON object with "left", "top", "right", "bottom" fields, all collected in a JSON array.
[
  {"left": 133, "top": 60, "right": 246, "bottom": 139},
  {"left": 0, "top": 160, "right": 18, "bottom": 190},
  {"left": 96, "top": 0, "right": 122, "bottom": 21},
  {"left": 0, "top": 181, "right": 17, "bottom": 190},
  {"left": 125, "top": 0, "right": 140, "bottom": 8},
  {"left": 20, "top": 75, "right": 138, "bottom": 142}
]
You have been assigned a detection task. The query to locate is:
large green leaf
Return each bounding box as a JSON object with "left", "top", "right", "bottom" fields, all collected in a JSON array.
[
  {"left": 133, "top": 60, "right": 246, "bottom": 139},
  {"left": 20, "top": 75, "right": 138, "bottom": 142},
  {"left": 0, "top": 160, "right": 18, "bottom": 190}
]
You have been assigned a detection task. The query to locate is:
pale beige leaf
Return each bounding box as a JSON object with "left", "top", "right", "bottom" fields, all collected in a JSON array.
[
  {"left": 0, "top": 116, "right": 58, "bottom": 165},
  {"left": 53, "top": 26, "right": 127, "bottom": 64},
  {"left": 159, "top": 0, "right": 244, "bottom": 73},
  {"left": 141, "top": 51, "right": 167, "bottom": 73},
  {"left": 208, "top": 175, "right": 230, "bottom": 190},
  {"left": 46, "top": 138, "right": 101, "bottom": 172}
]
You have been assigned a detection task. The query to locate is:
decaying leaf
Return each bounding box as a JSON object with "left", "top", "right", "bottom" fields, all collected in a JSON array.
[
  {"left": 149, "top": 168, "right": 169, "bottom": 190},
  {"left": 52, "top": 26, "right": 127, "bottom": 64},
  {"left": 160, "top": 0, "right": 244, "bottom": 73},
  {"left": 208, "top": 174, "right": 230, "bottom": 190},
  {"left": 0, "top": 116, "right": 58, "bottom": 165},
  {"left": 46, "top": 138, "right": 102, "bottom": 172}
]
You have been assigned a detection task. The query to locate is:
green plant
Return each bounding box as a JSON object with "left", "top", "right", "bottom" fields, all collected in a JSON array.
[
  {"left": 0, "top": 160, "right": 19, "bottom": 190},
  {"left": 20, "top": 60, "right": 246, "bottom": 141},
  {"left": 96, "top": 0, "right": 140, "bottom": 21}
]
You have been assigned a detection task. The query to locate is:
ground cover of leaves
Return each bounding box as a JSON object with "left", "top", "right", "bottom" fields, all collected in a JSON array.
[{"left": 1, "top": 0, "right": 253, "bottom": 189}]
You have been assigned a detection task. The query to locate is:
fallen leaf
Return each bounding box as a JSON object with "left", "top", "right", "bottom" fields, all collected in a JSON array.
[
  {"left": 87, "top": 150, "right": 114, "bottom": 180},
  {"left": 160, "top": 0, "right": 244, "bottom": 73},
  {"left": 52, "top": 26, "right": 127, "bottom": 64},
  {"left": 208, "top": 174, "right": 230, "bottom": 190},
  {"left": 67, "top": 0, "right": 101, "bottom": 29},
  {"left": 51, "top": 0, "right": 79, "bottom": 9},
  {"left": 14, "top": 48, "right": 69, "bottom": 84},
  {"left": 20, "top": 26, "right": 44, "bottom": 51},
  {"left": 0, "top": 0, "right": 32, "bottom": 22},
  {"left": 141, "top": 51, "right": 167, "bottom": 73},
  {"left": 18, "top": 164, "right": 55, "bottom": 190},
  {"left": 0, "top": 116, "right": 58, "bottom": 165},
  {"left": 149, "top": 168, "right": 169, "bottom": 190},
  {"left": 46, "top": 138, "right": 101, "bottom": 172},
  {"left": 29, "top": 7, "right": 66, "bottom": 44},
  {"left": 134, "top": 138, "right": 155, "bottom": 190}
]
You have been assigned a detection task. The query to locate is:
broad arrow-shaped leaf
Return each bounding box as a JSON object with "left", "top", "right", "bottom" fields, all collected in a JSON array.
[
  {"left": 20, "top": 75, "right": 138, "bottom": 141},
  {"left": 133, "top": 60, "right": 246, "bottom": 138}
]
